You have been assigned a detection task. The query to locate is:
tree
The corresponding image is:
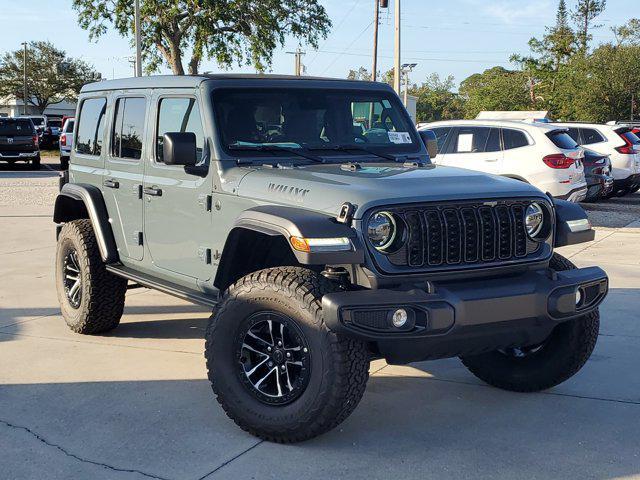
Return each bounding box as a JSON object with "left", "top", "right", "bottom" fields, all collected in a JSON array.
[
  {"left": 459, "top": 67, "right": 531, "bottom": 118},
  {"left": 347, "top": 67, "right": 394, "bottom": 85},
  {"left": 408, "top": 74, "right": 464, "bottom": 122},
  {"left": 572, "top": 0, "right": 606, "bottom": 52},
  {"left": 613, "top": 18, "right": 640, "bottom": 46},
  {"left": 0, "top": 41, "right": 101, "bottom": 113},
  {"left": 73, "top": 0, "right": 331, "bottom": 75}
]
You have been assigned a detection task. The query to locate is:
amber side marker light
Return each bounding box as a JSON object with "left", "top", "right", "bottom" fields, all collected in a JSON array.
[{"left": 290, "top": 237, "right": 352, "bottom": 253}]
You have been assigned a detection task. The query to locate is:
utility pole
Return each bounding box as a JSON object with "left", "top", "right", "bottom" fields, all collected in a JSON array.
[
  {"left": 372, "top": 0, "right": 380, "bottom": 82},
  {"left": 401, "top": 63, "right": 416, "bottom": 106},
  {"left": 21, "top": 42, "right": 28, "bottom": 115},
  {"left": 286, "top": 48, "right": 306, "bottom": 76},
  {"left": 393, "top": 0, "right": 401, "bottom": 95},
  {"left": 134, "top": 0, "right": 142, "bottom": 77}
]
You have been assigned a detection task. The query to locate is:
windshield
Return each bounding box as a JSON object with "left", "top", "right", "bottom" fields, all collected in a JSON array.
[
  {"left": 0, "top": 119, "right": 34, "bottom": 136},
  {"left": 213, "top": 88, "right": 419, "bottom": 159}
]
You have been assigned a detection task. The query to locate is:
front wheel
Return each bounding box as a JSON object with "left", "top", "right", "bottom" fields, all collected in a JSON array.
[
  {"left": 460, "top": 253, "right": 599, "bottom": 392},
  {"left": 205, "top": 267, "right": 369, "bottom": 443}
]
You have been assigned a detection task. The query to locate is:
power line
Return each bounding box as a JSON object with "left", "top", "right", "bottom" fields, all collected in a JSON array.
[{"left": 319, "top": 19, "right": 374, "bottom": 75}]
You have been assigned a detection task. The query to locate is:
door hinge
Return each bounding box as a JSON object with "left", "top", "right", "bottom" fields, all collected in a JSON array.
[
  {"left": 198, "top": 194, "right": 213, "bottom": 212},
  {"left": 198, "top": 247, "right": 212, "bottom": 264},
  {"left": 135, "top": 184, "right": 142, "bottom": 199}
]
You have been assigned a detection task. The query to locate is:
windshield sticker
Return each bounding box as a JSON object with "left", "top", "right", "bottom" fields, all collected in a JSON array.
[{"left": 388, "top": 131, "right": 412, "bottom": 144}]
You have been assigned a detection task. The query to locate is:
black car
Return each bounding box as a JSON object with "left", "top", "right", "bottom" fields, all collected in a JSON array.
[
  {"left": 0, "top": 117, "right": 40, "bottom": 169},
  {"left": 582, "top": 147, "right": 614, "bottom": 201}
]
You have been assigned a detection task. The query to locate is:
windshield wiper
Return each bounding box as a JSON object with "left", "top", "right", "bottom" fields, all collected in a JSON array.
[
  {"left": 307, "top": 144, "right": 397, "bottom": 162},
  {"left": 228, "top": 144, "right": 324, "bottom": 163}
]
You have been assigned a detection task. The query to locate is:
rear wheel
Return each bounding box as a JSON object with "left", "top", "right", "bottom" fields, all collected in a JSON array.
[
  {"left": 31, "top": 154, "right": 41, "bottom": 170},
  {"left": 205, "top": 267, "right": 369, "bottom": 443},
  {"left": 460, "top": 253, "right": 599, "bottom": 392},
  {"left": 55, "top": 219, "right": 127, "bottom": 334}
]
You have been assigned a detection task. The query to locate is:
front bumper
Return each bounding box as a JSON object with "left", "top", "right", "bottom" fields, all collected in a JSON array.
[{"left": 322, "top": 266, "right": 608, "bottom": 364}]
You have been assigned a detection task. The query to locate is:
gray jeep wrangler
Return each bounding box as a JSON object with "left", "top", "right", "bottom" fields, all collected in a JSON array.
[{"left": 54, "top": 75, "right": 608, "bottom": 442}]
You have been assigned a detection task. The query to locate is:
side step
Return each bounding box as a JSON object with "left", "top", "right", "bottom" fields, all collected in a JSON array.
[{"left": 106, "top": 265, "right": 219, "bottom": 308}]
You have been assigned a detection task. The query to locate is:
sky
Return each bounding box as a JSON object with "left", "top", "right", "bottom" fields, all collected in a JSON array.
[{"left": 0, "top": 0, "right": 632, "bottom": 88}]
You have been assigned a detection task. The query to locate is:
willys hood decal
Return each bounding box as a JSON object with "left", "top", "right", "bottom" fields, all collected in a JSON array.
[{"left": 236, "top": 162, "right": 545, "bottom": 219}]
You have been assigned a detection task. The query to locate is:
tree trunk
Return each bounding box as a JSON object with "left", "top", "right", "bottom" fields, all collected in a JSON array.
[{"left": 188, "top": 53, "right": 201, "bottom": 75}]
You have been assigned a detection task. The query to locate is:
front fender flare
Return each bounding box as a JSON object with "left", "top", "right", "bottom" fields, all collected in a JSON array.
[
  {"left": 553, "top": 198, "right": 595, "bottom": 247},
  {"left": 53, "top": 183, "right": 119, "bottom": 264},
  {"left": 230, "top": 205, "right": 365, "bottom": 265}
]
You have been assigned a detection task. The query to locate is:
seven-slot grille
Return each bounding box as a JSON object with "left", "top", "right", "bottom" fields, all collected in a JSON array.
[{"left": 382, "top": 199, "right": 544, "bottom": 270}]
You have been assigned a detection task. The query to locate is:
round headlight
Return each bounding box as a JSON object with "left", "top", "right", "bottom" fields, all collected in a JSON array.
[
  {"left": 525, "top": 203, "right": 544, "bottom": 238},
  {"left": 367, "top": 212, "right": 396, "bottom": 250}
]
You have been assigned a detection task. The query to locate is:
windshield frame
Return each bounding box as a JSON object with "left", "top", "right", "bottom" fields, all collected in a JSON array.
[{"left": 211, "top": 86, "right": 421, "bottom": 162}]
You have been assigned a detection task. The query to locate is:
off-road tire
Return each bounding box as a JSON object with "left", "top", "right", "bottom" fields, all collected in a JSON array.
[
  {"left": 32, "top": 154, "right": 41, "bottom": 170},
  {"left": 460, "top": 253, "right": 599, "bottom": 392},
  {"left": 55, "top": 219, "right": 127, "bottom": 334},
  {"left": 205, "top": 267, "right": 369, "bottom": 443}
]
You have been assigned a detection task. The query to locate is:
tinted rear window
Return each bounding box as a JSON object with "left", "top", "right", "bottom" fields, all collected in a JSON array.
[
  {"left": 502, "top": 129, "right": 529, "bottom": 150},
  {"left": 582, "top": 128, "right": 605, "bottom": 145},
  {"left": 620, "top": 131, "right": 640, "bottom": 145},
  {"left": 547, "top": 130, "right": 579, "bottom": 149},
  {"left": 429, "top": 127, "right": 452, "bottom": 152},
  {"left": 76, "top": 98, "right": 106, "bottom": 156},
  {"left": 30, "top": 118, "right": 44, "bottom": 126},
  {"left": 64, "top": 120, "right": 75, "bottom": 133},
  {"left": 48, "top": 120, "right": 62, "bottom": 128},
  {"left": 0, "top": 119, "right": 34, "bottom": 135}
]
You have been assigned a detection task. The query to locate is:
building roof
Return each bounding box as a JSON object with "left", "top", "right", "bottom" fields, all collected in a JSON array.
[{"left": 80, "top": 74, "right": 384, "bottom": 93}]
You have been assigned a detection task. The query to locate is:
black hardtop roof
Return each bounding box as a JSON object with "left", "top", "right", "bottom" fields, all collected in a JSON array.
[{"left": 80, "top": 74, "right": 389, "bottom": 93}]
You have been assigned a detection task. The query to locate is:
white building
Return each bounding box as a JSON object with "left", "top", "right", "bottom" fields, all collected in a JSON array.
[{"left": 0, "top": 96, "right": 77, "bottom": 118}]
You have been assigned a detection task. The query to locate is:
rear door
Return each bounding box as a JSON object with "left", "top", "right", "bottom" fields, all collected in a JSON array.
[
  {"left": 0, "top": 118, "right": 36, "bottom": 156},
  {"left": 102, "top": 94, "right": 147, "bottom": 261},
  {"left": 437, "top": 126, "right": 503, "bottom": 174},
  {"left": 143, "top": 92, "right": 212, "bottom": 282}
]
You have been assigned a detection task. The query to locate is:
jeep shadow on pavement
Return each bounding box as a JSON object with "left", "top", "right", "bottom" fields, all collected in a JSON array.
[{"left": 53, "top": 74, "right": 608, "bottom": 443}]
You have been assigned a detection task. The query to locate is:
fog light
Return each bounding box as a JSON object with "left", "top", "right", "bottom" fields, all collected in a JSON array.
[
  {"left": 391, "top": 308, "right": 408, "bottom": 328},
  {"left": 576, "top": 289, "right": 582, "bottom": 305}
]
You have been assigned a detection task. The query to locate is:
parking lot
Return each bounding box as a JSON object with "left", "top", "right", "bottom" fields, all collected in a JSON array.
[{"left": 2, "top": 161, "right": 640, "bottom": 480}]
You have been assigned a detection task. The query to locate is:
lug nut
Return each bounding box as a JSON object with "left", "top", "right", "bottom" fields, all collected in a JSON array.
[
  {"left": 268, "top": 361, "right": 273, "bottom": 367},
  {"left": 286, "top": 352, "right": 291, "bottom": 358}
]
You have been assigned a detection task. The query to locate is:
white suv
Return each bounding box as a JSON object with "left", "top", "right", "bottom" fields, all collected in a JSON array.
[
  {"left": 553, "top": 122, "right": 640, "bottom": 196},
  {"left": 419, "top": 120, "right": 588, "bottom": 202},
  {"left": 59, "top": 117, "right": 74, "bottom": 170}
]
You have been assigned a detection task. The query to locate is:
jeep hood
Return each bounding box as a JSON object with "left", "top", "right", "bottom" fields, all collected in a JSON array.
[{"left": 235, "top": 162, "right": 546, "bottom": 219}]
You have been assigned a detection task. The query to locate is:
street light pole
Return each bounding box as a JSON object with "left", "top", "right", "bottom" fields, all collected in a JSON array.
[
  {"left": 134, "top": 0, "right": 142, "bottom": 77},
  {"left": 372, "top": 0, "right": 379, "bottom": 82},
  {"left": 21, "top": 42, "right": 28, "bottom": 115},
  {"left": 393, "top": 0, "right": 401, "bottom": 95}
]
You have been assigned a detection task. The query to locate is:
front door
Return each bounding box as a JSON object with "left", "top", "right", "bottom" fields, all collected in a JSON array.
[
  {"left": 438, "top": 126, "right": 503, "bottom": 175},
  {"left": 102, "top": 94, "right": 147, "bottom": 261},
  {"left": 143, "top": 93, "right": 213, "bottom": 282}
]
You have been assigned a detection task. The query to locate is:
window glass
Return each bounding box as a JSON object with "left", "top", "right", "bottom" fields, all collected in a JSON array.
[
  {"left": 620, "top": 131, "right": 640, "bottom": 145},
  {"left": 485, "top": 128, "right": 501, "bottom": 152},
  {"left": 64, "top": 120, "right": 75, "bottom": 133},
  {"left": 48, "top": 119, "right": 62, "bottom": 128},
  {"left": 212, "top": 88, "right": 419, "bottom": 158},
  {"left": 112, "top": 97, "right": 146, "bottom": 159},
  {"left": 429, "top": 127, "right": 452, "bottom": 152},
  {"left": 75, "top": 98, "right": 106, "bottom": 155},
  {"left": 156, "top": 97, "right": 205, "bottom": 163},
  {"left": 547, "top": 130, "right": 579, "bottom": 149},
  {"left": 566, "top": 128, "right": 581, "bottom": 143},
  {"left": 0, "top": 118, "right": 34, "bottom": 135},
  {"left": 581, "top": 128, "right": 605, "bottom": 145},
  {"left": 503, "top": 129, "right": 529, "bottom": 150},
  {"left": 30, "top": 117, "right": 44, "bottom": 126},
  {"left": 452, "top": 127, "right": 491, "bottom": 153}
]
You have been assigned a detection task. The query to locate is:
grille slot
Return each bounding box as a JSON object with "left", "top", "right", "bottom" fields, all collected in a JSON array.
[{"left": 381, "top": 199, "right": 545, "bottom": 271}]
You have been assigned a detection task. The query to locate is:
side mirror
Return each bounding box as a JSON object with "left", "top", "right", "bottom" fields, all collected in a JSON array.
[
  {"left": 163, "top": 132, "right": 197, "bottom": 166},
  {"left": 419, "top": 130, "right": 438, "bottom": 159}
]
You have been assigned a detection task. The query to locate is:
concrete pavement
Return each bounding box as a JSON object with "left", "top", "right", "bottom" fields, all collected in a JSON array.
[{"left": 1, "top": 199, "right": 640, "bottom": 479}]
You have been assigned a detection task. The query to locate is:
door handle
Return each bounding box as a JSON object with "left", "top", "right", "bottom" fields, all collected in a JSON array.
[
  {"left": 103, "top": 179, "right": 119, "bottom": 189},
  {"left": 143, "top": 186, "right": 163, "bottom": 197},
  {"left": 484, "top": 158, "right": 499, "bottom": 162}
]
